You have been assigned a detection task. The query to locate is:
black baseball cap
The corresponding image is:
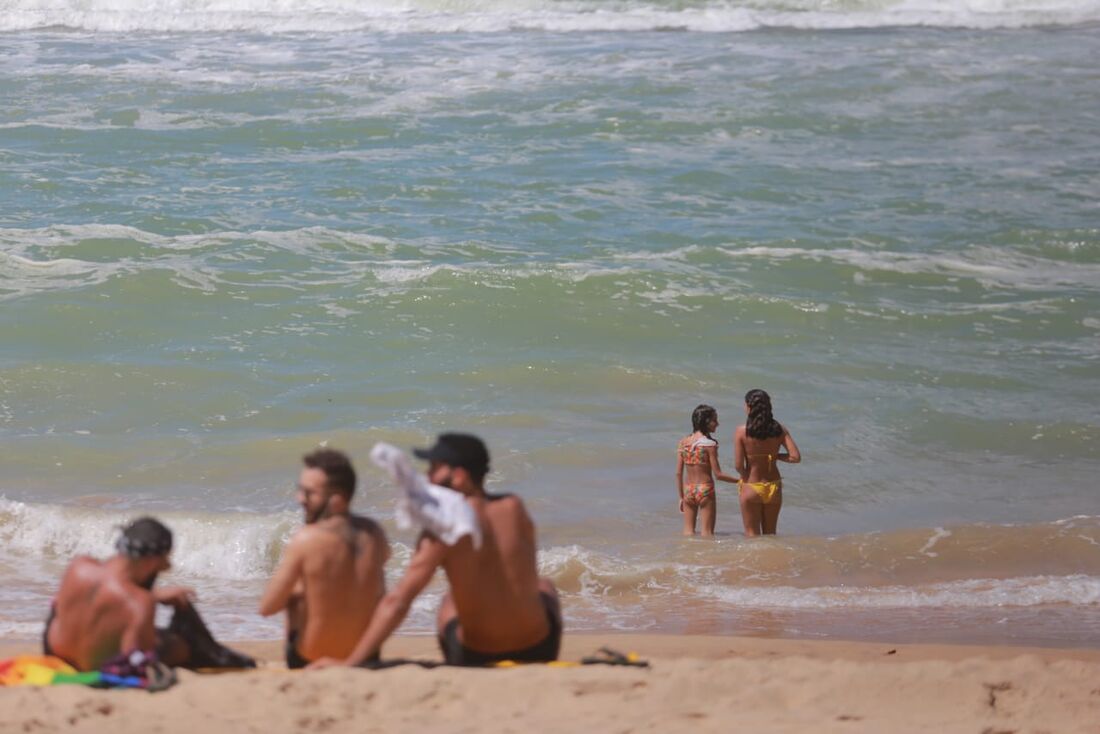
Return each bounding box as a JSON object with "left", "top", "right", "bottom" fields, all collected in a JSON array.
[{"left": 413, "top": 433, "right": 490, "bottom": 477}]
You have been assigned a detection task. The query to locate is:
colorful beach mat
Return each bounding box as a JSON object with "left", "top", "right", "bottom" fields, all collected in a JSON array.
[{"left": 0, "top": 653, "right": 177, "bottom": 690}]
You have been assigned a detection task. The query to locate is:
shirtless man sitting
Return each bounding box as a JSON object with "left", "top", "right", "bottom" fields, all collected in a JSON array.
[
  {"left": 259, "top": 448, "right": 390, "bottom": 668},
  {"left": 312, "top": 433, "right": 562, "bottom": 668},
  {"left": 44, "top": 516, "right": 254, "bottom": 671}
]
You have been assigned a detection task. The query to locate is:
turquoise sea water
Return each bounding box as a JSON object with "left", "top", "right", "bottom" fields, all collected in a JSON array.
[{"left": 2, "top": 0, "right": 1099, "bottom": 645}]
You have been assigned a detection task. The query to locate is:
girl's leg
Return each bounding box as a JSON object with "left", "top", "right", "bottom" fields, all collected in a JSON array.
[
  {"left": 699, "top": 494, "right": 717, "bottom": 538},
  {"left": 739, "top": 484, "right": 763, "bottom": 537},
  {"left": 682, "top": 497, "right": 699, "bottom": 536},
  {"left": 761, "top": 489, "right": 782, "bottom": 535}
]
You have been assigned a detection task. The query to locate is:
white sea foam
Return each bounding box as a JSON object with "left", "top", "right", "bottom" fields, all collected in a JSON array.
[
  {"left": 0, "top": 621, "right": 46, "bottom": 637},
  {"left": 0, "top": 497, "right": 295, "bottom": 580},
  {"left": 697, "top": 575, "right": 1100, "bottom": 609},
  {"left": 917, "top": 526, "right": 951, "bottom": 557},
  {"left": 1, "top": 0, "right": 1097, "bottom": 34},
  {"left": 3, "top": 506, "right": 1100, "bottom": 639},
  {"left": 718, "top": 244, "right": 1100, "bottom": 292}
]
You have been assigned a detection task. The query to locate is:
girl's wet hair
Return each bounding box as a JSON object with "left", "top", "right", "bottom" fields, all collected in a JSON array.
[
  {"left": 691, "top": 404, "right": 717, "bottom": 439},
  {"left": 745, "top": 389, "right": 784, "bottom": 440}
]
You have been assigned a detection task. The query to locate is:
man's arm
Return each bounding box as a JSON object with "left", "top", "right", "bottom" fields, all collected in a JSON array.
[
  {"left": 121, "top": 593, "right": 158, "bottom": 654},
  {"left": 258, "top": 533, "right": 306, "bottom": 617},
  {"left": 154, "top": 586, "right": 196, "bottom": 608},
  {"left": 315, "top": 532, "right": 446, "bottom": 667}
]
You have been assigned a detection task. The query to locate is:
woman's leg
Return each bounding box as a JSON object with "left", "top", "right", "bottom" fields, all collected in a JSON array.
[
  {"left": 761, "top": 488, "right": 783, "bottom": 535},
  {"left": 699, "top": 493, "right": 717, "bottom": 538},
  {"left": 682, "top": 497, "right": 699, "bottom": 536},
  {"left": 739, "top": 484, "right": 763, "bottom": 537}
]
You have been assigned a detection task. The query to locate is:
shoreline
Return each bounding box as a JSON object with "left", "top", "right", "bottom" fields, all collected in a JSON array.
[
  {"left": 7, "top": 628, "right": 1100, "bottom": 657},
  {"left": 7, "top": 632, "right": 1100, "bottom": 666},
  {"left": 3, "top": 634, "right": 1100, "bottom": 732}
]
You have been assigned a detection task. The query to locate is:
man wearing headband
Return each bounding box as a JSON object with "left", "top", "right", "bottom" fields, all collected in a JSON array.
[
  {"left": 317, "top": 433, "right": 562, "bottom": 667},
  {"left": 259, "top": 448, "right": 390, "bottom": 668},
  {"left": 44, "top": 516, "right": 255, "bottom": 671}
]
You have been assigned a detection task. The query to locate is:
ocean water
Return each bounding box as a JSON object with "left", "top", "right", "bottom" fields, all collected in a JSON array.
[{"left": 2, "top": 0, "right": 1099, "bottom": 646}]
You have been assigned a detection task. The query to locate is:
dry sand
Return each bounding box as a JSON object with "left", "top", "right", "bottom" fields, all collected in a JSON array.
[{"left": 3, "top": 634, "right": 1100, "bottom": 733}]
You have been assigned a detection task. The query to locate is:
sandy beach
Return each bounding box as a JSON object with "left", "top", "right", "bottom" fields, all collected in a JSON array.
[{"left": 3, "top": 634, "right": 1099, "bottom": 733}]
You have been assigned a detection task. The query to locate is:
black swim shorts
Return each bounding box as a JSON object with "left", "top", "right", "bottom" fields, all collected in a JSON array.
[{"left": 437, "top": 592, "right": 562, "bottom": 667}]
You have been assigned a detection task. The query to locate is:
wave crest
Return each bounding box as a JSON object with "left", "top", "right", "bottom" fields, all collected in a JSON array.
[
  {"left": 3, "top": 0, "right": 1099, "bottom": 33},
  {"left": 0, "top": 497, "right": 295, "bottom": 580}
]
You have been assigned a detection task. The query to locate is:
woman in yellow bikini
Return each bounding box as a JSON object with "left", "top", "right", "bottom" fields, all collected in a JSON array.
[
  {"left": 734, "top": 389, "right": 801, "bottom": 537},
  {"left": 676, "top": 404, "right": 738, "bottom": 537}
]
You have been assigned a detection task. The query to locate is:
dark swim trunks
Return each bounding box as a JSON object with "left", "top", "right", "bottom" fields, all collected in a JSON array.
[
  {"left": 285, "top": 629, "right": 380, "bottom": 669},
  {"left": 285, "top": 629, "right": 311, "bottom": 670},
  {"left": 42, "top": 604, "right": 59, "bottom": 658},
  {"left": 42, "top": 603, "right": 81, "bottom": 669},
  {"left": 438, "top": 592, "right": 562, "bottom": 667}
]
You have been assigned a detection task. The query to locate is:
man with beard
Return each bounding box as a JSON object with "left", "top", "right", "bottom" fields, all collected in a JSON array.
[
  {"left": 44, "top": 516, "right": 255, "bottom": 671},
  {"left": 313, "top": 434, "right": 562, "bottom": 668},
  {"left": 260, "top": 448, "right": 389, "bottom": 668}
]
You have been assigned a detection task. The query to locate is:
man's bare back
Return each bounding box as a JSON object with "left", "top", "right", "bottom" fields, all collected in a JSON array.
[
  {"left": 46, "top": 556, "right": 155, "bottom": 671},
  {"left": 260, "top": 448, "right": 390, "bottom": 667},
  {"left": 437, "top": 493, "right": 553, "bottom": 654},
  {"left": 286, "top": 515, "right": 388, "bottom": 661}
]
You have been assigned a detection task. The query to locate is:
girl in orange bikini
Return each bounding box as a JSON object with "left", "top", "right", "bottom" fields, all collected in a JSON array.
[
  {"left": 733, "top": 389, "right": 801, "bottom": 537},
  {"left": 676, "top": 404, "right": 737, "bottom": 537}
]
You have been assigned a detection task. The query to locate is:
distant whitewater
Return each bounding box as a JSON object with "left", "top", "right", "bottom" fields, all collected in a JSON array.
[{"left": 3, "top": 0, "right": 1100, "bottom": 33}]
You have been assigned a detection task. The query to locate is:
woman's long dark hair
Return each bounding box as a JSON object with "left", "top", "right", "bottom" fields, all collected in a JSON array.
[
  {"left": 745, "top": 389, "right": 784, "bottom": 440},
  {"left": 691, "top": 404, "right": 717, "bottom": 440}
]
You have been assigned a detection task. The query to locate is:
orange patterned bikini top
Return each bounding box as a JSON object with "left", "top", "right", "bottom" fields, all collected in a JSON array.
[{"left": 679, "top": 435, "right": 717, "bottom": 466}]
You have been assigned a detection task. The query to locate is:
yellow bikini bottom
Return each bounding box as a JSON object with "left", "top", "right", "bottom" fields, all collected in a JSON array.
[{"left": 740, "top": 479, "right": 782, "bottom": 505}]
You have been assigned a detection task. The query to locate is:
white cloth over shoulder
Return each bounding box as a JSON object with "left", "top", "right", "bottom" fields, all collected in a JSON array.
[
  {"left": 369, "top": 442, "right": 482, "bottom": 549},
  {"left": 691, "top": 437, "right": 717, "bottom": 449}
]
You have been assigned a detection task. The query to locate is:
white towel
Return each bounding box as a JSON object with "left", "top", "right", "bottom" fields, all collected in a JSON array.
[{"left": 368, "top": 442, "right": 482, "bottom": 549}]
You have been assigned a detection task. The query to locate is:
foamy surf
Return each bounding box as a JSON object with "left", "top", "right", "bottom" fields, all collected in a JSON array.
[
  {"left": 0, "top": 498, "right": 296, "bottom": 580},
  {"left": 2, "top": 0, "right": 1099, "bottom": 33}
]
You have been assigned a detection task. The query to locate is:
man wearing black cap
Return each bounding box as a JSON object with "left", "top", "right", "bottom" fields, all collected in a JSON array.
[
  {"left": 44, "top": 516, "right": 255, "bottom": 671},
  {"left": 315, "top": 433, "right": 562, "bottom": 667}
]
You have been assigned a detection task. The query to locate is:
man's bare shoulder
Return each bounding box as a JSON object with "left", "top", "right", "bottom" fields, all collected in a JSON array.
[
  {"left": 349, "top": 514, "right": 385, "bottom": 538},
  {"left": 288, "top": 523, "right": 327, "bottom": 546},
  {"left": 485, "top": 492, "right": 528, "bottom": 515},
  {"left": 95, "top": 569, "right": 154, "bottom": 613},
  {"left": 61, "top": 556, "right": 108, "bottom": 588},
  {"left": 120, "top": 586, "right": 157, "bottom": 622},
  {"left": 482, "top": 493, "right": 535, "bottom": 534},
  {"left": 67, "top": 555, "right": 103, "bottom": 574}
]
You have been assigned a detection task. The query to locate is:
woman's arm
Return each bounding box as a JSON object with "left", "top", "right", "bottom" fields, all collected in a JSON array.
[
  {"left": 675, "top": 452, "right": 685, "bottom": 512},
  {"left": 733, "top": 427, "right": 749, "bottom": 480},
  {"left": 778, "top": 427, "right": 801, "bottom": 464},
  {"left": 706, "top": 445, "right": 738, "bottom": 484}
]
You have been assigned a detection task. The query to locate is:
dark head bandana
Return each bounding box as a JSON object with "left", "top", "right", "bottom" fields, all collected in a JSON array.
[{"left": 116, "top": 517, "right": 173, "bottom": 558}]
